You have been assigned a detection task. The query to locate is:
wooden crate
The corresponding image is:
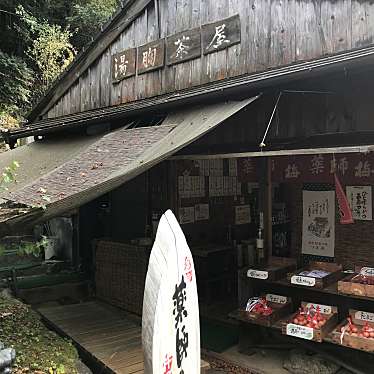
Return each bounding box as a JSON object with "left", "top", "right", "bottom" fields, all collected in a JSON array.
[
  {"left": 338, "top": 266, "right": 374, "bottom": 298},
  {"left": 246, "top": 256, "right": 297, "bottom": 281},
  {"left": 331, "top": 309, "right": 374, "bottom": 352},
  {"left": 281, "top": 302, "right": 338, "bottom": 342},
  {"left": 236, "top": 294, "right": 292, "bottom": 327},
  {"left": 287, "top": 261, "right": 343, "bottom": 289}
]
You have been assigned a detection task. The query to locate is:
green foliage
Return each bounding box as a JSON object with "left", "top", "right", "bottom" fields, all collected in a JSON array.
[
  {"left": 0, "top": 295, "right": 78, "bottom": 373},
  {"left": 0, "top": 160, "right": 19, "bottom": 191},
  {"left": 0, "top": 1, "right": 120, "bottom": 121},
  {"left": 16, "top": 236, "right": 48, "bottom": 258},
  {"left": 0, "top": 51, "right": 33, "bottom": 118},
  {"left": 15, "top": 5, "right": 76, "bottom": 96},
  {"left": 68, "top": 0, "right": 119, "bottom": 48}
]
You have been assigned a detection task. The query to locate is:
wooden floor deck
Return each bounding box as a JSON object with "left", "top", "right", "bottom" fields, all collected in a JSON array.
[{"left": 38, "top": 301, "right": 144, "bottom": 374}]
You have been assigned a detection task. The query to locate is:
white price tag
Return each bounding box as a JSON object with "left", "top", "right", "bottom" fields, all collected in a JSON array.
[
  {"left": 306, "top": 303, "right": 332, "bottom": 315},
  {"left": 355, "top": 310, "right": 374, "bottom": 323},
  {"left": 286, "top": 323, "right": 314, "bottom": 340},
  {"left": 291, "top": 275, "right": 316, "bottom": 287},
  {"left": 247, "top": 269, "right": 268, "bottom": 280},
  {"left": 360, "top": 267, "right": 374, "bottom": 277},
  {"left": 266, "top": 294, "right": 287, "bottom": 304}
]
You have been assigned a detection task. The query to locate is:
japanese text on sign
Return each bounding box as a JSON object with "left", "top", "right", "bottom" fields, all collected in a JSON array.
[
  {"left": 173, "top": 276, "right": 189, "bottom": 373},
  {"left": 286, "top": 324, "right": 314, "bottom": 340},
  {"left": 266, "top": 294, "right": 287, "bottom": 304},
  {"left": 346, "top": 186, "right": 372, "bottom": 221},
  {"left": 290, "top": 275, "right": 316, "bottom": 287},
  {"left": 137, "top": 39, "right": 165, "bottom": 75},
  {"left": 355, "top": 310, "right": 374, "bottom": 323},
  {"left": 247, "top": 269, "right": 268, "bottom": 280},
  {"left": 112, "top": 49, "right": 136, "bottom": 82},
  {"left": 302, "top": 190, "right": 335, "bottom": 257},
  {"left": 202, "top": 15, "right": 241, "bottom": 54}
]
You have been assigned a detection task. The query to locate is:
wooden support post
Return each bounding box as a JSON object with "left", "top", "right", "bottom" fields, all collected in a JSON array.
[
  {"left": 265, "top": 157, "right": 273, "bottom": 260},
  {"left": 257, "top": 157, "right": 272, "bottom": 263}
]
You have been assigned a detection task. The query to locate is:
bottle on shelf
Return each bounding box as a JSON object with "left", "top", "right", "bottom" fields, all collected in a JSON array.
[{"left": 256, "top": 228, "right": 265, "bottom": 265}]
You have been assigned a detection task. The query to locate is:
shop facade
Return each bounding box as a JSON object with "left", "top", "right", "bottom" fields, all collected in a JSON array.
[{"left": 3, "top": 0, "right": 374, "bottom": 370}]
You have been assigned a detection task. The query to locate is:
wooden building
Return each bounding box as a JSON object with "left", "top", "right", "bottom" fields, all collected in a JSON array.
[{"left": 3, "top": 0, "right": 374, "bottom": 371}]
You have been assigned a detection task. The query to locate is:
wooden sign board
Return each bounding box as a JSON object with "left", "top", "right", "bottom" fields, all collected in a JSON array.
[
  {"left": 166, "top": 27, "right": 201, "bottom": 66},
  {"left": 202, "top": 14, "right": 241, "bottom": 55},
  {"left": 112, "top": 48, "right": 136, "bottom": 82},
  {"left": 142, "top": 210, "right": 200, "bottom": 374},
  {"left": 137, "top": 39, "right": 165, "bottom": 74}
]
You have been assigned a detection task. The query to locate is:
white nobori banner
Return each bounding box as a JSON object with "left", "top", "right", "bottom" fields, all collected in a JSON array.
[{"left": 142, "top": 210, "right": 200, "bottom": 374}]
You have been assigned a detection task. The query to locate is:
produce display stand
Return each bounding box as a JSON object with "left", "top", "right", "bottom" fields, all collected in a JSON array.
[
  {"left": 338, "top": 267, "right": 374, "bottom": 298},
  {"left": 286, "top": 261, "right": 344, "bottom": 289},
  {"left": 331, "top": 309, "right": 374, "bottom": 352},
  {"left": 246, "top": 256, "right": 297, "bottom": 281},
  {"left": 233, "top": 293, "right": 292, "bottom": 327},
  {"left": 281, "top": 302, "right": 338, "bottom": 342}
]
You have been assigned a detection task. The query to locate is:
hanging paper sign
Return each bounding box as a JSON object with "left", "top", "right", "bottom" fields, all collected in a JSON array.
[
  {"left": 302, "top": 190, "right": 335, "bottom": 257},
  {"left": 228, "top": 159, "right": 238, "bottom": 176},
  {"left": 306, "top": 303, "right": 332, "bottom": 315},
  {"left": 346, "top": 186, "right": 372, "bottom": 221},
  {"left": 355, "top": 310, "right": 374, "bottom": 323},
  {"left": 142, "top": 210, "right": 200, "bottom": 374},
  {"left": 195, "top": 204, "right": 209, "bottom": 221},
  {"left": 235, "top": 205, "right": 251, "bottom": 225},
  {"left": 179, "top": 207, "right": 195, "bottom": 224},
  {"left": 247, "top": 269, "right": 268, "bottom": 280},
  {"left": 286, "top": 324, "right": 314, "bottom": 340},
  {"left": 266, "top": 294, "right": 287, "bottom": 304},
  {"left": 291, "top": 275, "right": 316, "bottom": 287}
]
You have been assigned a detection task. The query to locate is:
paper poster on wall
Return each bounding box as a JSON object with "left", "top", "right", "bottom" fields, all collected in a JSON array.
[
  {"left": 179, "top": 207, "right": 195, "bottom": 224},
  {"left": 195, "top": 204, "right": 209, "bottom": 221},
  {"left": 346, "top": 186, "right": 372, "bottom": 221},
  {"left": 235, "top": 205, "right": 251, "bottom": 225},
  {"left": 302, "top": 190, "right": 335, "bottom": 257},
  {"left": 229, "top": 159, "right": 238, "bottom": 176}
]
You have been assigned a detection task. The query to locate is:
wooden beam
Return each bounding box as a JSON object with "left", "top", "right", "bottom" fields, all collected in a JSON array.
[
  {"left": 28, "top": 0, "right": 153, "bottom": 122},
  {"left": 171, "top": 144, "right": 374, "bottom": 160}
]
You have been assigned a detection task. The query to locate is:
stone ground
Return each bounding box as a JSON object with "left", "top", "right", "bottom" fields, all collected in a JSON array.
[{"left": 203, "top": 346, "right": 355, "bottom": 374}]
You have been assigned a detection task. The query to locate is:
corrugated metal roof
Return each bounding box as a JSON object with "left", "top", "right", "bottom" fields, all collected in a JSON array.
[
  {"left": 0, "top": 135, "right": 101, "bottom": 193},
  {"left": 2, "top": 97, "right": 257, "bottom": 226}
]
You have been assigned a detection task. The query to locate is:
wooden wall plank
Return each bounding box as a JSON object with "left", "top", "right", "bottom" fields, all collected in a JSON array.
[
  {"left": 121, "top": 22, "right": 136, "bottom": 104},
  {"left": 43, "top": 0, "right": 374, "bottom": 120},
  {"left": 134, "top": 9, "right": 149, "bottom": 100},
  {"left": 110, "top": 27, "right": 126, "bottom": 106},
  {"left": 295, "top": 0, "right": 323, "bottom": 61},
  {"left": 174, "top": 0, "right": 193, "bottom": 91},
  {"left": 270, "top": 0, "right": 296, "bottom": 67},
  {"left": 164, "top": 0, "right": 177, "bottom": 93},
  {"left": 320, "top": 0, "right": 351, "bottom": 54},
  {"left": 89, "top": 62, "right": 101, "bottom": 110},
  {"left": 145, "top": 3, "right": 162, "bottom": 97},
  {"left": 227, "top": 0, "right": 245, "bottom": 77},
  {"left": 252, "top": 0, "right": 271, "bottom": 71},
  {"left": 189, "top": 0, "right": 202, "bottom": 87}
]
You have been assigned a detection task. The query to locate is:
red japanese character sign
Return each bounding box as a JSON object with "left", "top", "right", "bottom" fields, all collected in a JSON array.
[{"left": 142, "top": 210, "right": 200, "bottom": 374}]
